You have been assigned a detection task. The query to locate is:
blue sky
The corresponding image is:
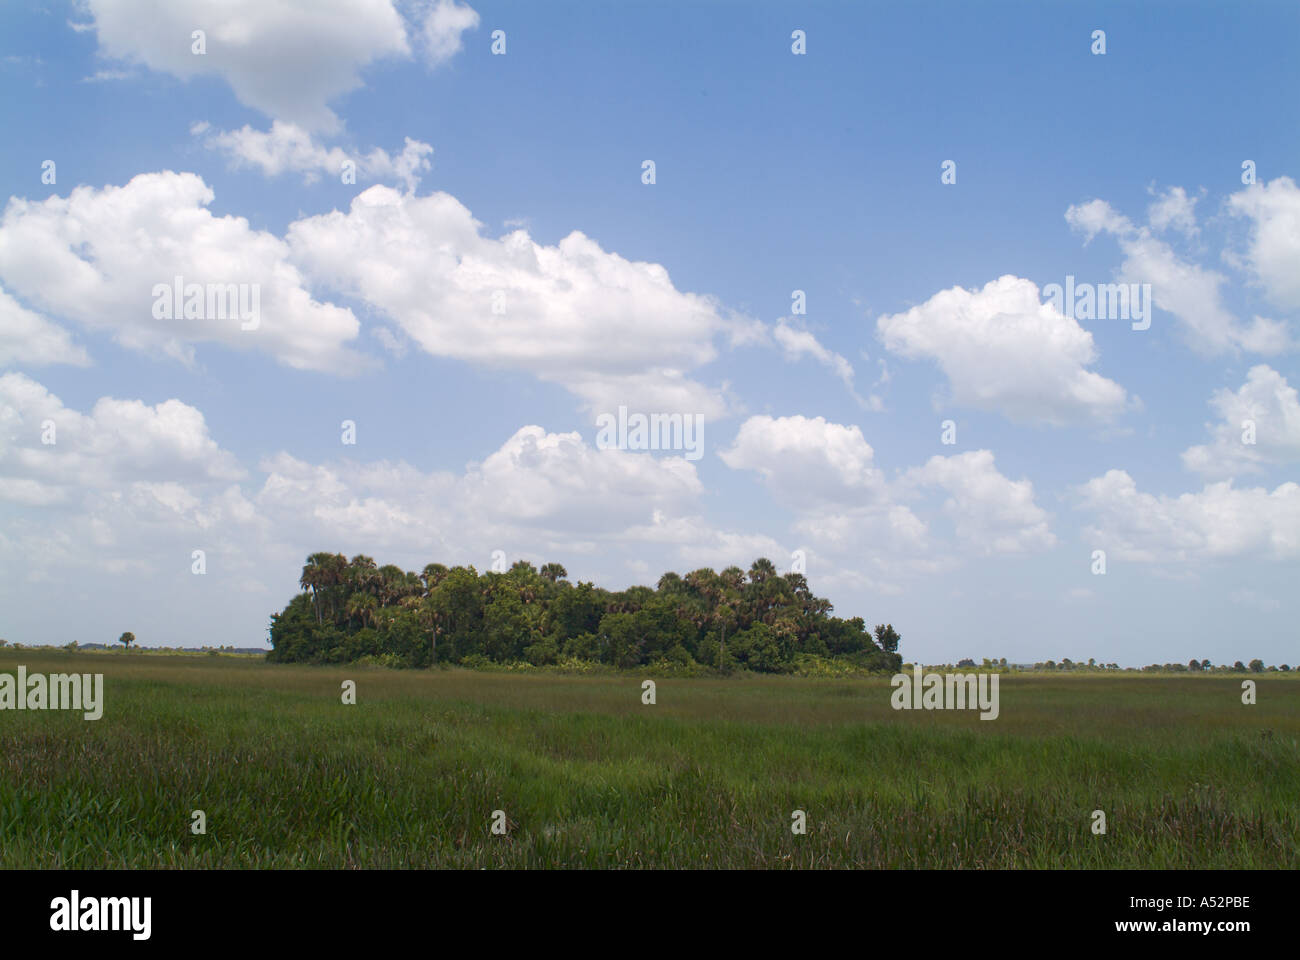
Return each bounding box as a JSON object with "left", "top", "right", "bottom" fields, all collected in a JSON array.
[{"left": 1, "top": 0, "right": 1297, "bottom": 666}]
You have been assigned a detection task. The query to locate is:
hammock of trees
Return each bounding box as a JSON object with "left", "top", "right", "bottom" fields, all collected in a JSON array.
[{"left": 269, "top": 552, "right": 903, "bottom": 672}]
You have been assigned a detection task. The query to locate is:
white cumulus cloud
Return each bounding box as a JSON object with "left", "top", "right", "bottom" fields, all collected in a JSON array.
[
  {"left": 721, "top": 414, "right": 1055, "bottom": 568},
  {"left": 1182, "top": 365, "right": 1300, "bottom": 477},
  {"left": 0, "top": 172, "right": 365, "bottom": 373},
  {"left": 877, "top": 274, "right": 1130, "bottom": 425},
  {"left": 0, "top": 285, "right": 91, "bottom": 368},
  {"left": 1226, "top": 176, "right": 1300, "bottom": 311},
  {"left": 196, "top": 120, "right": 433, "bottom": 192},
  {"left": 1077, "top": 469, "right": 1300, "bottom": 562},
  {"left": 901, "top": 450, "right": 1056, "bottom": 554},
  {"left": 286, "top": 185, "right": 744, "bottom": 415},
  {"left": 1066, "top": 195, "right": 1292, "bottom": 355},
  {"left": 417, "top": 0, "right": 480, "bottom": 66},
  {"left": 0, "top": 372, "right": 245, "bottom": 507},
  {"left": 78, "top": 0, "right": 414, "bottom": 133},
  {"left": 1147, "top": 185, "right": 1200, "bottom": 237},
  {"left": 720, "top": 414, "right": 885, "bottom": 503}
]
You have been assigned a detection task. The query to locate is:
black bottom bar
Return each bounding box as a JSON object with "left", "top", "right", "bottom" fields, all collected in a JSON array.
[{"left": 3, "top": 869, "right": 1275, "bottom": 947}]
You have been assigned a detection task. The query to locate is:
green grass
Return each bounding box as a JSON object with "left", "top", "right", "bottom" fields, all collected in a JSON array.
[{"left": 1, "top": 649, "right": 1297, "bottom": 868}]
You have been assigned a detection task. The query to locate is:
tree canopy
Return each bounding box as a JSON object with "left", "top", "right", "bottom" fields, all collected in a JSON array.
[{"left": 268, "top": 553, "right": 902, "bottom": 673}]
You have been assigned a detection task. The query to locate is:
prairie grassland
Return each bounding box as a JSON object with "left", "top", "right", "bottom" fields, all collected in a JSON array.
[{"left": 1, "top": 649, "right": 1296, "bottom": 868}]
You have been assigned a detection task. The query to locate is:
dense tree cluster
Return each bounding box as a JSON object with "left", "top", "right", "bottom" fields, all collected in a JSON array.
[{"left": 268, "top": 553, "right": 903, "bottom": 673}]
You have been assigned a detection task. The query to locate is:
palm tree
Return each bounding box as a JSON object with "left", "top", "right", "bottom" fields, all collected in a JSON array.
[
  {"left": 623, "top": 585, "right": 654, "bottom": 613},
  {"left": 719, "top": 565, "right": 746, "bottom": 593},
  {"left": 713, "top": 603, "right": 737, "bottom": 671},
  {"left": 418, "top": 596, "right": 441, "bottom": 667},
  {"left": 539, "top": 562, "right": 568, "bottom": 584},
  {"left": 772, "top": 615, "right": 799, "bottom": 658},
  {"left": 761, "top": 575, "right": 794, "bottom": 625},
  {"left": 673, "top": 594, "right": 710, "bottom": 636},
  {"left": 376, "top": 564, "right": 407, "bottom": 607},
  {"left": 748, "top": 557, "right": 777, "bottom": 585},
  {"left": 300, "top": 551, "right": 337, "bottom": 623},
  {"left": 421, "top": 563, "right": 449, "bottom": 595},
  {"left": 684, "top": 568, "right": 720, "bottom": 615},
  {"left": 657, "top": 571, "right": 684, "bottom": 594},
  {"left": 346, "top": 593, "right": 377, "bottom": 630},
  {"left": 321, "top": 553, "right": 348, "bottom": 623},
  {"left": 348, "top": 555, "right": 379, "bottom": 600}
]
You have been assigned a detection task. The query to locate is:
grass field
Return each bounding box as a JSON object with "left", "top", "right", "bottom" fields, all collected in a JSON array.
[{"left": 1, "top": 649, "right": 1297, "bottom": 868}]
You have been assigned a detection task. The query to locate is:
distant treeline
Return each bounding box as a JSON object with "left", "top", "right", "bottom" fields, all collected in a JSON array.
[
  {"left": 48, "top": 643, "right": 266, "bottom": 654},
  {"left": 268, "top": 553, "right": 903, "bottom": 673},
  {"left": 942, "top": 658, "right": 1294, "bottom": 673}
]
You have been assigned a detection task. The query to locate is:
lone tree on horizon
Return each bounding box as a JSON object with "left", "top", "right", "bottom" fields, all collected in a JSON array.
[{"left": 118, "top": 631, "right": 135, "bottom": 651}]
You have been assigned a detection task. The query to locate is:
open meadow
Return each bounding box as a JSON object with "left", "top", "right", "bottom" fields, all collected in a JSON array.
[{"left": 1, "top": 649, "right": 1297, "bottom": 869}]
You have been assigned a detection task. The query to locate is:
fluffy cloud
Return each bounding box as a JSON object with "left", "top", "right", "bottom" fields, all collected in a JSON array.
[
  {"left": 719, "top": 414, "right": 885, "bottom": 503},
  {"left": 463, "top": 426, "right": 702, "bottom": 530},
  {"left": 258, "top": 426, "right": 705, "bottom": 555},
  {"left": 1182, "top": 365, "right": 1300, "bottom": 477},
  {"left": 417, "top": 0, "right": 480, "bottom": 65},
  {"left": 0, "top": 172, "right": 761, "bottom": 411},
  {"left": 195, "top": 120, "right": 433, "bottom": 192},
  {"left": 0, "top": 373, "right": 270, "bottom": 619},
  {"left": 78, "top": 0, "right": 413, "bottom": 132},
  {"left": 1147, "top": 185, "right": 1200, "bottom": 237},
  {"left": 790, "top": 503, "right": 939, "bottom": 574},
  {"left": 1066, "top": 195, "right": 1291, "bottom": 355},
  {"left": 0, "top": 372, "right": 244, "bottom": 506},
  {"left": 721, "top": 414, "right": 1055, "bottom": 567},
  {"left": 901, "top": 450, "right": 1056, "bottom": 554},
  {"left": 287, "top": 185, "right": 744, "bottom": 415},
  {"left": 0, "top": 381, "right": 270, "bottom": 638},
  {"left": 618, "top": 512, "right": 788, "bottom": 574},
  {"left": 0, "top": 172, "right": 365, "bottom": 372},
  {"left": 1077, "top": 469, "right": 1300, "bottom": 562},
  {"left": 1227, "top": 176, "right": 1300, "bottom": 311},
  {"left": 0, "top": 285, "right": 90, "bottom": 368},
  {"left": 876, "top": 275, "right": 1130, "bottom": 425}
]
